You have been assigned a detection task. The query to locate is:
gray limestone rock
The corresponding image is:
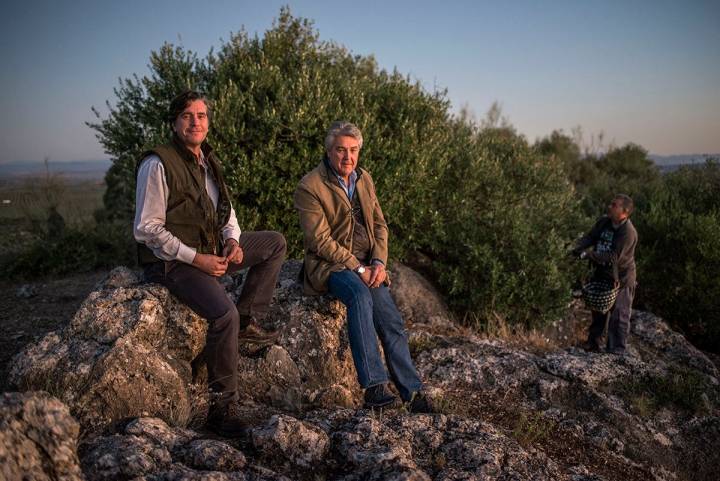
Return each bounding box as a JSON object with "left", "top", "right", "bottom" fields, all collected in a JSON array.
[
  {"left": 251, "top": 414, "right": 329, "bottom": 469},
  {"left": 388, "top": 261, "right": 455, "bottom": 332},
  {"left": 0, "top": 391, "right": 84, "bottom": 481}
]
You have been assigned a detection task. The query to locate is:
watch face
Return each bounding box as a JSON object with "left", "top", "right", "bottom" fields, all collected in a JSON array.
[{"left": 357, "top": 266, "right": 366, "bottom": 274}]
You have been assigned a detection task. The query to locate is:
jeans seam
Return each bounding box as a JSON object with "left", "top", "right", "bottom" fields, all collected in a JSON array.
[{"left": 334, "top": 272, "right": 375, "bottom": 386}]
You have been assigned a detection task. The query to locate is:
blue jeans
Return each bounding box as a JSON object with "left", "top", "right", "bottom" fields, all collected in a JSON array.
[{"left": 328, "top": 269, "right": 422, "bottom": 401}]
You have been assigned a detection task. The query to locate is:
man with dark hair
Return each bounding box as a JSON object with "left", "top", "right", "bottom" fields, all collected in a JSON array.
[
  {"left": 294, "top": 121, "right": 434, "bottom": 412},
  {"left": 573, "top": 194, "right": 638, "bottom": 354},
  {"left": 134, "top": 90, "right": 286, "bottom": 436}
]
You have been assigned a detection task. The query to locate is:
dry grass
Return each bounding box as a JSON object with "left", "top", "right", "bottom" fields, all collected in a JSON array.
[{"left": 465, "top": 311, "right": 560, "bottom": 354}]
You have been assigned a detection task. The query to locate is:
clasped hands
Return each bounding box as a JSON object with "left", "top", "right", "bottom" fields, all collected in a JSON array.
[
  {"left": 192, "top": 239, "right": 243, "bottom": 277},
  {"left": 358, "top": 263, "right": 387, "bottom": 288}
]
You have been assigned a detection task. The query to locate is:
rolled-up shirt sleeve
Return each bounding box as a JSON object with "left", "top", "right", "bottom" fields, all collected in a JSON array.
[{"left": 134, "top": 155, "right": 197, "bottom": 264}]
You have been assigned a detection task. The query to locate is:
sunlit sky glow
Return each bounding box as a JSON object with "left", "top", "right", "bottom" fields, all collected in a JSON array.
[{"left": 2, "top": 0, "right": 718, "bottom": 162}]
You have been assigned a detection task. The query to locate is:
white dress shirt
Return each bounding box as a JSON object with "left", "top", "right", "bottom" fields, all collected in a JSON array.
[{"left": 134, "top": 153, "right": 241, "bottom": 264}]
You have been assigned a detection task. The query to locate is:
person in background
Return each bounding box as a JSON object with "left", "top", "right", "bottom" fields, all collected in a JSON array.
[{"left": 573, "top": 194, "right": 638, "bottom": 354}]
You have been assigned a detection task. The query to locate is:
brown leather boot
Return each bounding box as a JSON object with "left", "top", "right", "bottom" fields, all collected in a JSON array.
[
  {"left": 238, "top": 316, "right": 280, "bottom": 347},
  {"left": 206, "top": 402, "right": 249, "bottom": 438}
]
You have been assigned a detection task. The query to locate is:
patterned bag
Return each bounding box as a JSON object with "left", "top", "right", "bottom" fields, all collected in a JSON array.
[
  {"left": 582, "top": 279, "right": 620, "bottom": 313},
  {"left": 582, "top": 262, "right": 620, "bottom": 313}
]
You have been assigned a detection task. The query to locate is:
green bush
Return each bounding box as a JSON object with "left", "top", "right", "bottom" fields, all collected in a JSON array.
[
  {"left": 635, "top": 160, "right": 720, "bottom": 351},
  {"left": 428, "top": 126, "right": 577, "bottom": 327},
  {"left": 89, "top": 8, "right": 579, "bottom": 329}
]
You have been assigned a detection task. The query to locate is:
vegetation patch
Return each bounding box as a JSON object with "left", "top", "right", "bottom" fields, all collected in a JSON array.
[
  {"left": 511, "top": 410, "right": 557, "bottom": 448},
  {"left": 614, "top": 366, "right": 717, "bottom": 416}
]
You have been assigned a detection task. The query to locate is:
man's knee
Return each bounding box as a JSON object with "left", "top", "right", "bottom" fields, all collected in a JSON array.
[
  {"left": 348, "top": 284, "right": 373, "bottom": 312},
  {"left": 269, "top": 231, "right": 287, "bottom": 257}
]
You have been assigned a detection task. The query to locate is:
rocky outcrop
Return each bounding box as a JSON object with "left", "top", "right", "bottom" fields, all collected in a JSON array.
[
  {"left": 10, "top": 262, "right": 359, "bottom": 433},
  {"left": 9, "top": 270, "right": 208, "bottom": 434},
  {"left": 0, "top": 391, "right": 84, "bottom": 481},
  {"left": 5, "top": 261, "right": 720, "bottom": 480},
  {"left": 79, "top": 416, "right": 288, "bottom": 481}
]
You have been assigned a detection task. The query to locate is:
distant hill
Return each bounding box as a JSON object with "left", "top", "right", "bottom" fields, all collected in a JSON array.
[
  {"left": 649, "top": 153, "right": 718, "bottom": 173},
  {"left": 0, "top": 160, "right": 111, "bottom": 182}
]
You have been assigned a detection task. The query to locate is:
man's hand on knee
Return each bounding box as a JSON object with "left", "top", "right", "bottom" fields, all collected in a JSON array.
[
  {"left": 223, "top": 239, "right": 244, "bottom": 265},
  {"left": 356, "top": 266, "right": 373, "bottom": 287},
  {"left": 368, "top": 264, "right": 386, "bottom": 288},
  {"left": 192, "top": 253, "right": 229, "bottom": 277}
]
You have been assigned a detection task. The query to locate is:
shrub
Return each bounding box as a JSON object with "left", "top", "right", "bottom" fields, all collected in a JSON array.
[
  {"left": 635, "top": 160, "right": 720, "bottom": 351},
  {"left": 428, "top": 126, "right": 577, "bottom": 328},
  {"left": 2, "top": 221, "right": 135, "bottom": 279}
]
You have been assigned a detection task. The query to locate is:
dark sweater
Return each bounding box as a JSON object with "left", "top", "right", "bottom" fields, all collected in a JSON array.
[{"left": 575, "top": 216, "right": 638, "bottom": 287}]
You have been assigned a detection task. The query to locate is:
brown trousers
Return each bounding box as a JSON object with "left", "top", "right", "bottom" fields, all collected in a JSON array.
[{"left": 144, "top": 231, "right": 286, "bottom": 407}]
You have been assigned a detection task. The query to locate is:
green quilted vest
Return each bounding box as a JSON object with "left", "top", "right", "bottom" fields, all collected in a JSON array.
[{"left": 136, "top": 137, "right": 232, "bottom": 265}]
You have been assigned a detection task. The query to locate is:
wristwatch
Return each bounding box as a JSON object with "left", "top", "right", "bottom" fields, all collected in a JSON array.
[{"left": 355, "top": 266, "right": 366, "bottom": 274}]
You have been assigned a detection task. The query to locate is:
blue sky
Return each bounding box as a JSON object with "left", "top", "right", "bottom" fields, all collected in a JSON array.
[{"left": 1, "top": 0, "right": 718, "bottom": 162}]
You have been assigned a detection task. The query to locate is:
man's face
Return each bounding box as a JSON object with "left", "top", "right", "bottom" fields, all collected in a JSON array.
[
  {"left": 607, "top": 198, "right": 628, "bottom": 223},
  {"left": 173, "top": 100, "right": 209, "bottom": 150},
  {"left": 328, "top": 135, "right": 360, "bottom": 180}
]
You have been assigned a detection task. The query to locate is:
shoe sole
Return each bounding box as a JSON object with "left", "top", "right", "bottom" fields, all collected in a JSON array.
[{"left": 363, "top": 399, "right": 399, "bottom": 409}]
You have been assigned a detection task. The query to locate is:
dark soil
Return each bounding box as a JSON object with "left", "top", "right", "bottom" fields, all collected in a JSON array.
[{"left": 0, "top": 270, "right": 109, "bottom": 392}]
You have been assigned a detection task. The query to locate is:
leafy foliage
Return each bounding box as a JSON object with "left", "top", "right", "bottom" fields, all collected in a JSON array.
[{"left": 634, "top": 160, "right": 720, "bottom": 351}]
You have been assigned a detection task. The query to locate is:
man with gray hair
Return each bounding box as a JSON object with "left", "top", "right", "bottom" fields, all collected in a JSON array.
[
  {"left": 294, "top": 121, "right": 434, "bottom": 412},
  {"left": 573, "top": 194, "right": 638, "bottom": 354}
]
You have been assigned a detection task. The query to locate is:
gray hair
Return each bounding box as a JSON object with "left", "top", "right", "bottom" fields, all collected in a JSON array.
[
  {"left": 614, "top": 194, "right": 634, "bottom": 215},
  {"left": 324, "top": 121, "right": 364, "bottom": 152}
]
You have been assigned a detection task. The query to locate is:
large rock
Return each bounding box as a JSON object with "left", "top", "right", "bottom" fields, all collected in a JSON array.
[
  {"left": 389, "top": 262, "right": 456, "bottom": 333},
  {"left": 79, "top": 416, "right": 287, "bottom": 481},
  {"left": 9, "top": 262, "right": 359, "bottom": 433},
  {"left": 10, "top": 267, "right": 207, "bottom": 434},
  {"left": 235, "top": 261, "right": 359, "bottom": 410},
  {"left": 251, "top": 414, "right": 329, "bottom": 469},
  {"left": 0, "top": 391, "right": 84, "bottom": 481}
]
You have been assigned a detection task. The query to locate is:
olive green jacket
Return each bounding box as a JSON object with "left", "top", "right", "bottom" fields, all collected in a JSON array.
[{"left": 294, "top": 160, "right": 389, "bottom": 295}]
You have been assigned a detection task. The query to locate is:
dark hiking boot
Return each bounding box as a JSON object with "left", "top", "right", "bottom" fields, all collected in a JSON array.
[
  {"left": 580, "top": 341, "right": 602, "bottom": 353},
  {"left": 407, "top": 390, "right": 436, "bottom": 414},
  {"left": 363, "top": 383, "right": 398, "bottom": 409},
  {"left": 238, "top": 317, "right": 280, "bottom": 347},
  {"left": 206, "top": 402, "right": 249, "bottom": 438}
]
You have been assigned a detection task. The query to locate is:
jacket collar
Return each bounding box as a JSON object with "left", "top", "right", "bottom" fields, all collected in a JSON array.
[{"left": 171, "top": 134, "right": 214, "bottom": 164}]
